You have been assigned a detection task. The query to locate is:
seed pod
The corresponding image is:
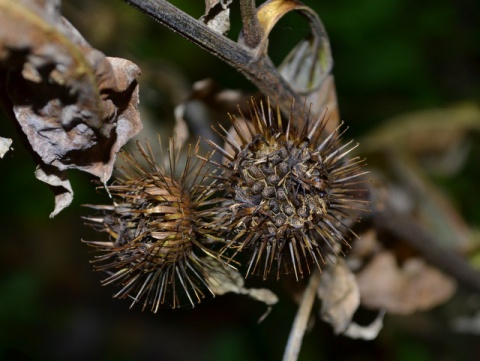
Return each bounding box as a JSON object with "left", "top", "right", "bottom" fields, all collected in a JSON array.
[
  {"left": 207, "top": 98, "right": 368, "bottom": 280},
  {"left": 83, "top": 137, "right": 224, "bottom": 311}
]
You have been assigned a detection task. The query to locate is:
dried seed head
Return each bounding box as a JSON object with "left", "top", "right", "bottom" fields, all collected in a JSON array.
[
  {"left": 208, "top": 98, "right": 368, "bottom": 280},
  {"left": 83, "top": 138, "right": 224, "bottom": 311}
]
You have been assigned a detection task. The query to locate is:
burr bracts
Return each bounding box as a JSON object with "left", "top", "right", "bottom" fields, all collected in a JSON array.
[
  {"left": 83, "top": 97, "right": 368, "bottom": 312},
  {"left": 207, "top": 99, "right": 368, "bottom": 280},
  {"left": 84, "top": 138, "right": 225, "bottom": 311}
]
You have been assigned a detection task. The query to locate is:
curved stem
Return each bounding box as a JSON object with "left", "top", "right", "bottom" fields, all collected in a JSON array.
[
  {"left": 282, "top": 270, "right": 322, "bottom": 361},
  {"left": 123, "top": 0, "right": 303, "bottom": 117}
]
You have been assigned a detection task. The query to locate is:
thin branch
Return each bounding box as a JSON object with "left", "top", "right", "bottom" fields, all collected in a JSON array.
[
  {"left": 123, "top": 0, "right": 303, "bottom": 117},
  {"left": 282, "top": 270, "right": 322, "bottom": 361},
  {"left": 239, "top": 0, "right": 262, "bottom": 48}
]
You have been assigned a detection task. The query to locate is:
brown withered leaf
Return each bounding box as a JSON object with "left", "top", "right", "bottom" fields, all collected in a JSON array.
[
  {"left": 342, "top": 310, "right": 385, "bottom": 340},
  {"left": 316, "top": 259, "right": 385, "bottom": 340},
  {"left": 303, "top": 75, "right": 339, "bottom": 133},
  {"left": 317, "top": 259, "right": 360, "bottom": 334},
  {"left": 201, "top": 0, "right": 232, "bottom": 35},
  {"left": 34, "top": 164, "right": 73, "bottom": 218},
  {"left": 356, "top": 251, "right": 457, "bottom": 315},
  {"left": 255, "top": 0, "right": 338, "bottom": 129},
  {"left": 206, "top": 260, "right": 278, "bottom": 307},
  {"left": 0, "top": 0, "right": 142, "bottom": 216}
]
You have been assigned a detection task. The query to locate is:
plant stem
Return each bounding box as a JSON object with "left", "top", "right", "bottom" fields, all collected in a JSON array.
[
  {"left": 123, "top": 0, "right": 303, "bottom": 117},
  {"left": 282, "top": 270, "right": 322, "bottom": 361},
  {"left": 239, "top": 0, "right": 262, "bottom": 48}
]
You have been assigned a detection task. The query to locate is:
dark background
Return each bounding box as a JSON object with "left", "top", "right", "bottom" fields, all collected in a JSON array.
[{"left": 1, "top": 1, "right": 480, "bottom": 360}]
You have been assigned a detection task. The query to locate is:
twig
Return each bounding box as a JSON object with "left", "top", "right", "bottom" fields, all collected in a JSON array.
[
  {"left": 239, "top": 0, "right": 262, "bottom": 48},
  {"left": 123, "top": 0, "right": 303, "bottom": 118},
  {"left": 282, "top": 270, "right": 322, "bottom": 361}
]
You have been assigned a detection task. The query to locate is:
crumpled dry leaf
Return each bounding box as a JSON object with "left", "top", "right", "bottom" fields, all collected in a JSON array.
[
  {"left": 34, "top": 164, "right": 73, "bottom": 218},
  {"left": 317, "top": 259, "right": 360, "bottom": 334},
  {"left": 356, "top": 251, "right": 457, "bottom": 315},
  {"left": 206, "top": 260, "right": 278, "bottom": 307},
  {"left": 0, "top": 0, "right": 142, "bottom": 216},
  {"left": 201, "top": 0, "right": 232, "bottom": 35},
  {"left": 315, "top": 260, "right": 385, "bottom": 340},
  {"left": 342, "top": 310, "right": 385, "bottom": 340},
  {"left": 10, "top": 55, "right": 141, "bottom": 180},
  {"left": 0, "top": 137, "right": 12, "bottom": 158},
  {"left": 303, "top": 75, "right": 339, "bottom": 133},
  {"left": 255, "top": 0, "right": 338, "bottom": 129}
]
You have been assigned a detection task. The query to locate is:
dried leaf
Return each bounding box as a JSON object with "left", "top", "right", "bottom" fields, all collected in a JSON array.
[
  {"left": 0, "top": 137, "right": 12, "bottom": 158},
  {"left": 256, "top": 0, "right": 337, "bottom": 128},
  {"left": 0, "top": 0, "right": 142, "bottom": 215},
  {"left": 356, "top": 251, "right": 456, "bottom": 315},
  {"left": 277, "top": 27, "right": 331, "bottom": 94},
  {"left": 304, "top": 75, "right": 339, "bottom": 133},
  {"left": 34, "top": 164, "right": 73, "bottom": 218},
  {"left": 342, "top": 310, "right": 385, "bottom": 340},
  {"left": 316, "top": 254, "right": 385, "bottom": 340},
  {"left": 317, "top": 259, "right": 360, "bottom": 334},
  {"left": 201, "top": 0, "right": 232, "bottom": 35},
  {"left": 206, "top": 261, "right": 278, "bottom": 306}
]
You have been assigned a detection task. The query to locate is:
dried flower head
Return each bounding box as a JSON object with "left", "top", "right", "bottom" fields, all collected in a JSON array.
[
  {"left": 83, "top": 137, "right": 224, "bottom": 311},
  {"left": 207, "top": 98, "right": 368, "bottom": 280}
]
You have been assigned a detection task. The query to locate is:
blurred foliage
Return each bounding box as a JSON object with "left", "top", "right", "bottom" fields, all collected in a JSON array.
[{"left": 1, "top": 0, "right": 480, "bottom": 360}]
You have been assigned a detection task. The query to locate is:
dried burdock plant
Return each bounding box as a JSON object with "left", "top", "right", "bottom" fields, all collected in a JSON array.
[
  {"left": 83, "top": 137, "right": 227, "bottom": 311},
  {"left": 206, "top": 98, "right": 368, "bottom": 280}
]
